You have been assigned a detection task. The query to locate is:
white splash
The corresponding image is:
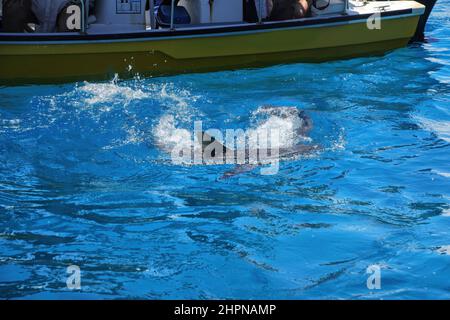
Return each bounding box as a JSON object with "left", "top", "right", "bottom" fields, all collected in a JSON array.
[
  {"left": 442, "top": 208, "right": 450, "bottom": 217},
  {"left": 433, "top": 170, "right": 450, "bottom": 178},
  {"left": 157, "top": 83, "right": 201, "bottom": 123},
  {"left": 151, "top": 84, "right": 203, "bottom": 158},
  {"left": 436, "top": 245, "right": 450, "bottom": 255},
  {"left": 248, "top": 106, "right": 312, "bottom": 149},
  {"left": 331, "top": 127, "right": 347, "bottom": 151},
  {"left": 77, "top": 81, "right": 148, "bottom": 106},
  {"left": 153, "top": 114, "right": 193, "bottom": 156},
  {"left": 416, "top": 116, "right": 450, "bottom": 143}
]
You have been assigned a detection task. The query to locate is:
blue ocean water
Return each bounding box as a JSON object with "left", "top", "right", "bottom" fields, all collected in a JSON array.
[{"left": 1, "top": 2, "right": 449, "bottom": 300}]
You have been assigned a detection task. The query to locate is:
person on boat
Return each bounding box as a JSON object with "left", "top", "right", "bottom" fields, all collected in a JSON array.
[
  {"left": 2, "top": 0, "right": 37, "bottom": 32},
  {"left": 244, "top": 0, "right": 311, "bottom": 23},
  {"left": 32, "top": 0, "right": 76, "bottom": 32},
  {"left": 267, "top": 0, "right": 311, "bottom": 21},
  {"left": 2, "top": 0, "right": 94, "bottom": 33}
]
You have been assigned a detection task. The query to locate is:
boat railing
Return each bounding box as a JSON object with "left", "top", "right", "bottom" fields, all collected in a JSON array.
[
  {"left": 80, "top": 0, "right": 87, "bottom": 33},
  {"left": 149, "top": 0, "right": 156, "bottom": 30},
  {"left": 258, "top": 0, "right": 263, "bottom": 24},
  {"left": 170, "top": 0, "right": 176, "bottom": 30}
]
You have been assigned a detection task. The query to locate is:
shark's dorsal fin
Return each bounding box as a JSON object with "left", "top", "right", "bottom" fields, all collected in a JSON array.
[{"left": 196, "top": 131, "right": 232, "bottom": 158}]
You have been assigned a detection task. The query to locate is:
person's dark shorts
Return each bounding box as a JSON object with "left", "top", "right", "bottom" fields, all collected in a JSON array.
[{"left": 2, "top": 0, "right": 38, "bottom": 32}]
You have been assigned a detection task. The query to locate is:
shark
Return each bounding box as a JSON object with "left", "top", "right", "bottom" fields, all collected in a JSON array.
[
  {"left": 154, "top": 106, "right": 320, "bottom": 178},
  {"left": 195, "top": 106, "right": 320, "bottom": 178}
]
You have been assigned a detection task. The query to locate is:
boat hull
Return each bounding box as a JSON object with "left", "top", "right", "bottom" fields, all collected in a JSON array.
[{"left": 0, "top": 12, "right": 421, "bottom": 84}]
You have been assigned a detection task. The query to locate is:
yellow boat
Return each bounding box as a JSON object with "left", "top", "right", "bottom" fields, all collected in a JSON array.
[{"left": 0, "top": 0, "right": 432, "bottom": 84}]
